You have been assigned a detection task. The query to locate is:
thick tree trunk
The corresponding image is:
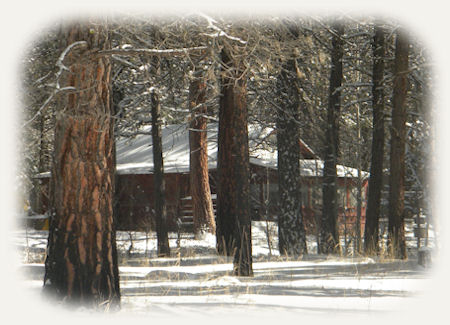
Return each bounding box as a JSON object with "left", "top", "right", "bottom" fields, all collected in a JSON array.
[
  {"left": 216, "top": 47, "right": 253, "bottom": 276},
  {"left": 43, "top": 23, "right": 120, "bottom": 309},
  {"left": 319, "top": 22, "right": 344, "bottom": 255},
  {"left": 388, "top": 29, "right": 409, "bottom": 260},
  {"left": 364, "top": 24, "right": 386, "bottom": 255},
  {"left": 151, "top": 90, "right": 170, "bottom": 257},
  {"left": 189, "top": 73, "right": 216, "bottom": 238},
  {"left": 276, "top": 58, "right": 307, "bottom": 256}
]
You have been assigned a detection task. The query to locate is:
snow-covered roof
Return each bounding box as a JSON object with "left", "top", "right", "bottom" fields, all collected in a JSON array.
[
  {"left": 116, "top": 123, "right": 367, "bottom": 178},
  {"left": 116, "top": 124, "right": 217, "bottom": 174}
]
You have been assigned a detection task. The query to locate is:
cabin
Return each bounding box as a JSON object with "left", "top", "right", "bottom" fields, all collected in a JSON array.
[{"left": 34, "top": 123, "right": 368, "bottom": 235}]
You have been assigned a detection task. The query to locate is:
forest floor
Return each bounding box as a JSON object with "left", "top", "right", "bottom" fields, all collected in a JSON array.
[{"left": 11, "top": 221, "right": 442, "bottom": 323}]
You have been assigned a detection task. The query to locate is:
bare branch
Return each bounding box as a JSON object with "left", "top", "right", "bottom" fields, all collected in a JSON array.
[
  {"left": 23, "top": 86, "right": 76, "bottom": 127},
  {"left": 111, "top": 55, "right": 140, "bottom": 69}
]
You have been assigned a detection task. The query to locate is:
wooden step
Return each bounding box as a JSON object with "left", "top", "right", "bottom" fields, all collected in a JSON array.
[{"left": 178, "top": 194, "right": 217, "bottom": 233}]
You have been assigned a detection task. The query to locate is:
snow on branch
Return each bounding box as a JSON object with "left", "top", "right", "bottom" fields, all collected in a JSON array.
[
  {"left": 33, "top": 71, "right": 52, "bottom": 86},
  {"left": 54, "top": 41, "right": 90, "bottom": 91},
  {"left": 192, "top": 113, "right": 219, "bottom": 122},
  {"left": 56, "top": 41, "right": 88, "bottom": 73},
  {"left": 95, "top": 46, "right": 208, "bottom": 58},
  {"left": 310, "top": 16, "right": 356, "bottom": 48},
  {"left": 24, "top": 42, "right": 89, "bottom": 127},
  {"left": 198, "top": 13, "right": 247, "bottom": 45},
  {"left": 118, "top": 130, "right": 153, "bottom": 137},
  {"left": 342, "top": 97, "right": 372, "bottom": 109},
  {"left": 166, "top": 106, "right": 190, "bottom": 113}
]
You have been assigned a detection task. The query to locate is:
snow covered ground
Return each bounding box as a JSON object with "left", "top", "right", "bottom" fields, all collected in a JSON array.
[{"left": 11, "top": 221, "right": 443, "bottom": 322}]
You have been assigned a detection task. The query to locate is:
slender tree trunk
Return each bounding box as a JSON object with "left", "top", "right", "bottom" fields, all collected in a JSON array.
[
  {"left": 388, "top": 29, "right": 409, "bottom": 260},
  {"left": 216, "top": 46, "right": 253, "bottom": 276},
  {"left": 31, "top": 114, "right": 46, "bottom": 213},
  {"left": 189, "top": 72, "right": 216, "bottom": 238},
  {"left": 43, "top": 23, "right": 120, "bottom": 309},
  {"left": 319, "top": 22, "right": 344, "bottom": 255},
  {"left": 112, "top": 85, "right": 124, "bottom": 231},
  {"left": 364, "top": 24, "right": 386, "bottom": 255},
  {"left": 151, "top": 89, "right": 170, "bottom": 257},
  {"left": 276, "top": 58, "right": 307, "bottom": 256},
  {"left": 216, "top": 63, "right": 236, "bottom": 256}
]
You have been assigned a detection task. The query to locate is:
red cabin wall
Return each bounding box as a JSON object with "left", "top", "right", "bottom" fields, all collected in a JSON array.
[
  {"left": 115, "top": 173, "right": 191, "bottom": 231},
  {"left": 34, "top": 168, "right": 368, "bottom": 236}
]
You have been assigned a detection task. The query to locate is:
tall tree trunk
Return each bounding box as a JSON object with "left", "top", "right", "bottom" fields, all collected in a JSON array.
[
  {"left": 43, "top": 23, "right": 120, "bottom": 309},
  {"left": 151, "top": 89, "right": 170, "bottom": 257},
  {"left": 112, "top": 84, "right": 124, "bottom": 231},
  {"left": 31, "top": 114, "right": 46, "bottom": 213},
  {"left": 319, "top": 22, "right": 344, "bottom": 255},
  {"left": 189, "top": 71, "right": 216, "bottom": 238},
  {"left": 388, "top": 29, "right": 409, "bottom": 260},
  {"left": 216, "top": 60, "right": 236, "bottom": 257},
  {"left": 276, "top": 58, "right": 307, "bottom": 256},
  {"left": 364, "top": 24, "right": 386, "bottom": 255},
  {"left": 216, "top": 46, "right": 253, "bottom": 276}
]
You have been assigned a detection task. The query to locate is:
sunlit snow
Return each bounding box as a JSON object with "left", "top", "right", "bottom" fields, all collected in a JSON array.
[{"left": 13, "top": 220, "right": 437, "bottom": 319}]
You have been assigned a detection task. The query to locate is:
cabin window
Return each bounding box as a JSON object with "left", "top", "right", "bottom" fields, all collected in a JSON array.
[
  {"left": 250, "top": 182, "right": 278, "bottom": 218},
  {"left": 300, "top": 186, "right": 309, "bottom": 208},
  {"left": 310, "top": 183, "right": 322, "bottom": 207},
  {"left": 263, "top": 183, "right": 279, "bottom": 209},
  {"left": 349, "top": 186, "right": 358, "bottom": 208},
  {"left": 338, "top": 184, "right": 366, "bottom": 209},
  {"left": 337, "top": 187, "right": 348, "bottom": 208}
]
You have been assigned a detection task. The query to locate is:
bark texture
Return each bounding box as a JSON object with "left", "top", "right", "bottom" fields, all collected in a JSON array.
[
  {"left": 364, "top": 25, "right": 386, "bottom": 255},
  {"left": 276, "top": 58, "right": 307, "bottom": 256},
  {"left": 189, "top": 73, "right": 216, "bottom": 238},
  {"left": 151, "top": 89, "right": 170, "bottom": 257},
  {"left": 388, "top": 29, "right": 409, "bottom": 260},
  {"left": 319, "top": 22, "right": 344, "bottom": 255},
  {"left": 44, "top": 23, "right": 120, "bottom": 309},
  {"left": 216, "top": 46, "right": 253, "bottom": 276}
]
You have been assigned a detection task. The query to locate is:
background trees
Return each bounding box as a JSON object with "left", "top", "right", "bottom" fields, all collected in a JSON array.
[
  {"left": 21, "top": 15, "right": 433, "bottom": 296},
  {"left": 21, "top": 29, "right": 60, "bottom": 215}
]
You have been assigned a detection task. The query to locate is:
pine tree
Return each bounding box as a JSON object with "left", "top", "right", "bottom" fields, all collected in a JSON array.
[
  {"left": 319, "top": 21, "right": 344, "bottom": 255},
  {"left": 364, "top": 23, "right": 386, "bottom": 255},
  {"left": 276, "top": 54, "right": 307, "bottom": 256},
  {"left": 151, "top": 85, "right": 170, "bottom": 257},
  {"left": 388, "top": 28, "right": 409, "bottom": 260},
  {"left": 43, "top": 22, "right": 120, "bottom": 309},
  {"left": 216, "top": 45, "right": 253, "bottom": 276},
  {"left": 189, "top": 69, "right": 216, "bottom": 238}
]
